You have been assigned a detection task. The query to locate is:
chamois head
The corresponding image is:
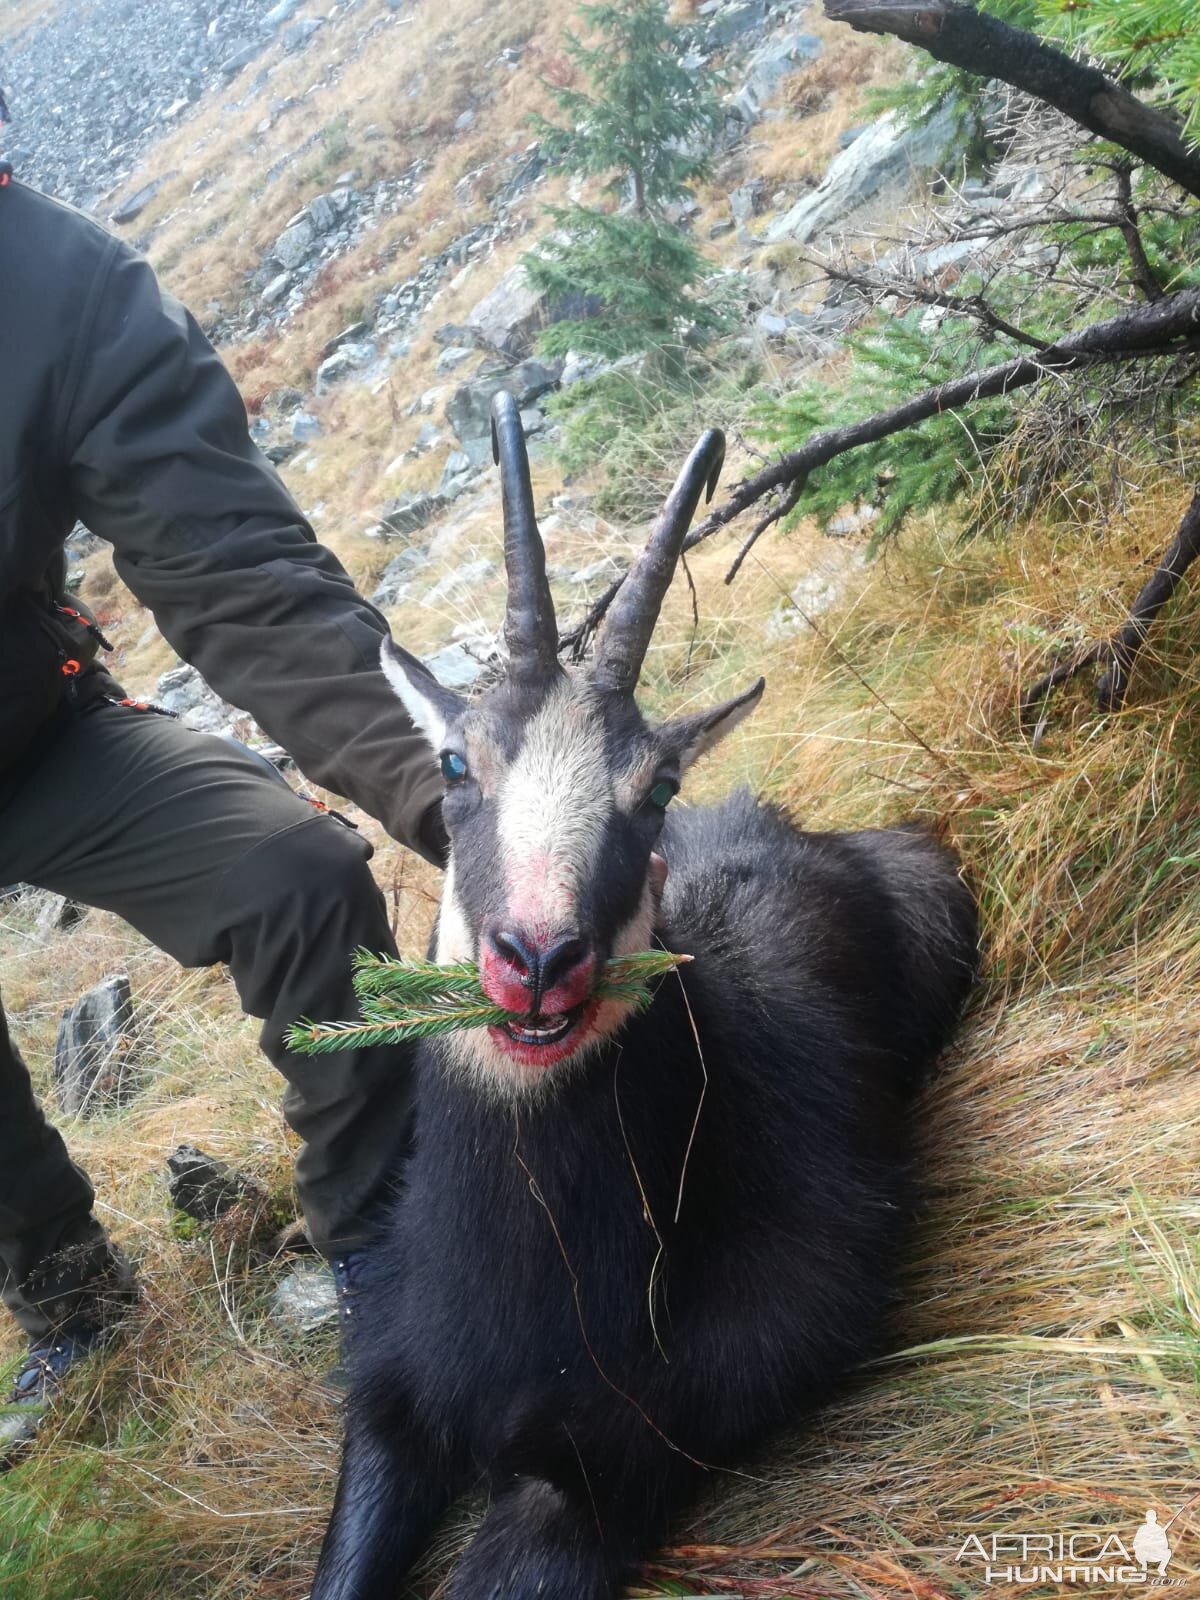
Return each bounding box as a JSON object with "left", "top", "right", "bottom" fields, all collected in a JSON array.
[{"left": 382, "top": 392, "right": 764, "bottom": 1092}]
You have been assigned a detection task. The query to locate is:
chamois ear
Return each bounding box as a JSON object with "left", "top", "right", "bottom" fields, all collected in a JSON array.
[
  {"left": 657, "top": 677, "right": 765, "bottom": 774},
  {"left": 380, "top": 636, "right": 467, "bottom": 750}
]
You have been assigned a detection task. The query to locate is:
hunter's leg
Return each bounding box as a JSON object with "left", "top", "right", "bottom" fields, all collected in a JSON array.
[{"left": 2, "top": 700, "right": 419, "bottom": 1266}]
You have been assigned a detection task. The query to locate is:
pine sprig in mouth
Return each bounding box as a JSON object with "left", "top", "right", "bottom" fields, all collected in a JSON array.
[{"left": 286, "top": 949, "right": 690, "bottom": 1056}]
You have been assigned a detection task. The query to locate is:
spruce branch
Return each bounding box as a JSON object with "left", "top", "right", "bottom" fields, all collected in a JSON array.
[{"left": 287, "top": 951, "right": 691, "bottom": 1056}]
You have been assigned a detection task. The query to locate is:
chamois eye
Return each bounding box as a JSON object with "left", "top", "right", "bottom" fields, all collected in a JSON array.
[
  {"left": 649, "top": 779, "right": 678, "bottom": 810},
  {"left": 440, "top": 751, "right": 468, "bottom": 784}
]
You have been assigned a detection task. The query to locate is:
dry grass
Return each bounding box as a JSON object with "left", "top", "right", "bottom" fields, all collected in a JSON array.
[{"left": 5, "top": 467, "right": 1200, "bottom": 1596}]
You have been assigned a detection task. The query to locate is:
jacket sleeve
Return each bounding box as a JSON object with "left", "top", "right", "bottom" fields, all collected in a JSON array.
[{"left": 62, "top": 237, "right": 446, "bottom": 863}]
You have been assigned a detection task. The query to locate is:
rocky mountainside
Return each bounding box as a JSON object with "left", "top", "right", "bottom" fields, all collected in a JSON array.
[{"left": 1, "top": 0, "right": 999, "bottom": 736}]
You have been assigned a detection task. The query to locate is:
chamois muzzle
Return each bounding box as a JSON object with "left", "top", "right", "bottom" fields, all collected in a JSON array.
[
  {"left": 591, "top": 428, "right": 726, "bottom": 693},
  {"left": 491, "top": 391, "right": 560, "bottom": 683}
]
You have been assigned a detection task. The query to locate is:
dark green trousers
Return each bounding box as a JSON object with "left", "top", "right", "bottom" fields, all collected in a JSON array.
[{"left": 0, "top": 700, "right": 416, "bottom": 1337}]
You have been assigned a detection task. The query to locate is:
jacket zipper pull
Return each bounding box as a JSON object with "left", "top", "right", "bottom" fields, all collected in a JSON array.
[
  {"left": 59, "top": 655, "right": 82, "bottom": 702},
  {"left": 54, "top": 602, "right": 114, "bottom": 652}
]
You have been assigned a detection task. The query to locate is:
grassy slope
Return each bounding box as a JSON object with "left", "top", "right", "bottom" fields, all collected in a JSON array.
[
  {"left": 5, "top": 488, "right": 1199, "bottom": 1598},
  {"left": 2, "top": 1, "right": 1198, "bottom": 1596}
]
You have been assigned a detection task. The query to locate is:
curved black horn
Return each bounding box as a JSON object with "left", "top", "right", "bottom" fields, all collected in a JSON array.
[
  {"left": 491, "top": 391, "right": 559, "bottom": 681},
  {"left": 592, "top": 428, "right": 725, "bottom": 693}
]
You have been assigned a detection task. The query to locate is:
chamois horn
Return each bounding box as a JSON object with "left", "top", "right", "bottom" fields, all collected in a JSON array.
[
  {"left": 591, "top": 428, "right": 725, "bottom": 692},
  {"left": 491, "top": 391, "right": 559, "bottom": 682}
]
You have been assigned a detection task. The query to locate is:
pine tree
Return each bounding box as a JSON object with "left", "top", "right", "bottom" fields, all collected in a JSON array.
[{"left": 524, "top": 0, "right": 731, "bottom": 363}]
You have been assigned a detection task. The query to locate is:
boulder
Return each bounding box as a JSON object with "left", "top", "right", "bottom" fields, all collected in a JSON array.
[
  {"left": 167, "top": 1144, "right": 265, "bottom": 1222},
  {"left": 445, "top": 359, "right": 562, "bottom": 458},
  {"left": 315, "top": 341, "right": 378, "bottom": 394},
  {"left": 272, "top": 216, "right": 315, "bottom": 270},
  {"left": 109, "top": 178, "right": 163, "bottom": 226},
  {"left": 764, "top": 106, "right": 959, "bottom": 245},
  {"left": 261, "top": 272, "right": 292, "bottom": 308},
  {"left": 462, "top": 264, "right": 549, "bottom": 357},
  {"left": 54, "top": 974, "right": 136, "bottom": 1116},
  {"left": 283, "top": 17, "right": 323, "bottom": 51},
  {"left": 35, "top": 893, "right": 88, "bottom": 935},
  {"left": 155, "top": 663, "right": 233, "bottom": 733},
  {"left": 321, "top": 321, "right": 373, "bottom": 360},
  {"left": 701, "top": 0, "right": 770, "bottom": 47},
  {"left": 435, "top": 345, "right": 477, "bottom": 375},
  {"left": 307, "top": 193, "right": 340, "bottom": 234},
  {"left": 730, "top": 178, "right": 765, "bottom": 225},
  {"left": 379, "top": 491, "right": 445, "bottom": 538},
  {"left": 291, "top": 411, "right": 322, "bottom": 442}
]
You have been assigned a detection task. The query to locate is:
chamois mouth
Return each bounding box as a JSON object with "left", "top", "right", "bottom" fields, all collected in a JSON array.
[
  {"left": 499, "top": 1003, "right": 585, "bottom": 1047},
  {"left": 487, "top": 998, "right": 600, "bottom": 1068}
]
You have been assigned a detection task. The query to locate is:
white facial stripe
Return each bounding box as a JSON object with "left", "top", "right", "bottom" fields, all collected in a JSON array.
[
  {"left": 496, "top": 681, "right": 612, "bottom": 932},
  {"left": 435, "top": 859, "right": 475, "bottom": 964},
  {"left": 380, "top": 646, "right": 447, "bottom": 750}
]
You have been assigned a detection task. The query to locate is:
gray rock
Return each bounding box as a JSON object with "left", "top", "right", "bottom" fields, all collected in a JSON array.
[
  {"left": 291, "top": 411, "right": 322, "bottom": 442},
  {"left": 560, "top": 350, "right": 605, "bottom": 388},
  {"left": 424, "top": 639, "right": 495, "bottom": 691},
  {"left": 440, "top": 450, "right": 478, "bottom": 498},
  {"left": 155, "top": 663, "right": 233, "bottom": 733},
  {"left": 428, "top": 558, "right": 498, "bottom": 604},
  {"left": 273, "top": 217, "right": 315, "bottom": 270},
  {"left": 54, "top": 975, "right": 136, "bottom": 1117},
  {"left": 283, "top": 17, "right": 323, "bottom": 50},
  {"left": 462, "top": 264, "right": 549, "bottom": 357},
  {"left": 167, "top": 1144, "right": 265, "bottom": 1222},
  {"left": 380, "top": 491, "right": 445, "bottom": 537},
  {"left": 109, "top": 178, "right": 162, "bottom": 226},
  {"left": 519, "top": 407, "right": 545, "bottom": 435},
  {"left": 433, "top": 322, "right": 481, "bottom": 348},
  {"left": 454, "top": 108, "right": 477, "bottom": 133},
  {"left": 445, "top": 359, "right": 562, "bottom": 453},
  {"left": 371, "top": 546, "right": 430, "bottom": 605},
  {"left": 709, "top": 219, "right": 736, "bottom": 239},
  {"left": 307, "top": 192, "right": 340, "bottom": 234},
  {"left": 755, "top": 310, "right": 789, "bottom": 339},
  {"left": 702, "top": 0, "right": 769, "bottom": 47},
  {"left": 764, "top": 107, "right": 959, "bottom": 245},
  {"left": 261, "top": 272, "right": 292, "bottom": 307},
  {"left": 315, "top": 342, "right": 377, "bottom": 393},
  {"left": 730, "top": 178, "right": 765, "bottom": 225},
  {"left": 222, "top": 41, "right": 262, "bottom": 77},
  {"left": 415, "top": 420, "right": 443, "bottom": 452},
  {"left": 262, "top": 0, "right": 306, "bottom": 29},
  {"left": 269, "top": 1263, "right": 339, "bottom": 1333},
  {"left": 35, "top": 893, "right": 88, "bottom": 935},
  {"left": 435, "top": 345, "right": 477, "bottom": 375},
  {"left": 322, "top": 321, "right": 372, "bottom": 359}
]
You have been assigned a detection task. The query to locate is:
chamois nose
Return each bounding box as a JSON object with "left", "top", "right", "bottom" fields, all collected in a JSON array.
[{"left": 484, "top": 929, "right": 593, "bottom": 1014}]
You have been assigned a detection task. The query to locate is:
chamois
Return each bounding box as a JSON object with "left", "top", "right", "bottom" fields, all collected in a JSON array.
[{"left": 310, "top": 392, "right": 977, "bottom": 1600}]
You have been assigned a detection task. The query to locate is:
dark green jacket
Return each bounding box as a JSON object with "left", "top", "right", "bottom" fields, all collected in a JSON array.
[{"left": 0, "top": 180, "right": 444, "bottom": 861}]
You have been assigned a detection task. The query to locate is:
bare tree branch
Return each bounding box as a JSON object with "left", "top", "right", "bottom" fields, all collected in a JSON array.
[
  {"left": 559, "top": 290, "right": 1200, "bottom": 657},
  {"left": 1022, "top": 487, "right": 1200, "bottom": 717},
  {"left": 1110, "top": 163, "right": 1165, "bottom": 303},
  {"left": 817, "top": 258, "right": 1051, "bottom": 350},
  {"left": 822, "top": 0, "right": 1200, "bottom": 202}
]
